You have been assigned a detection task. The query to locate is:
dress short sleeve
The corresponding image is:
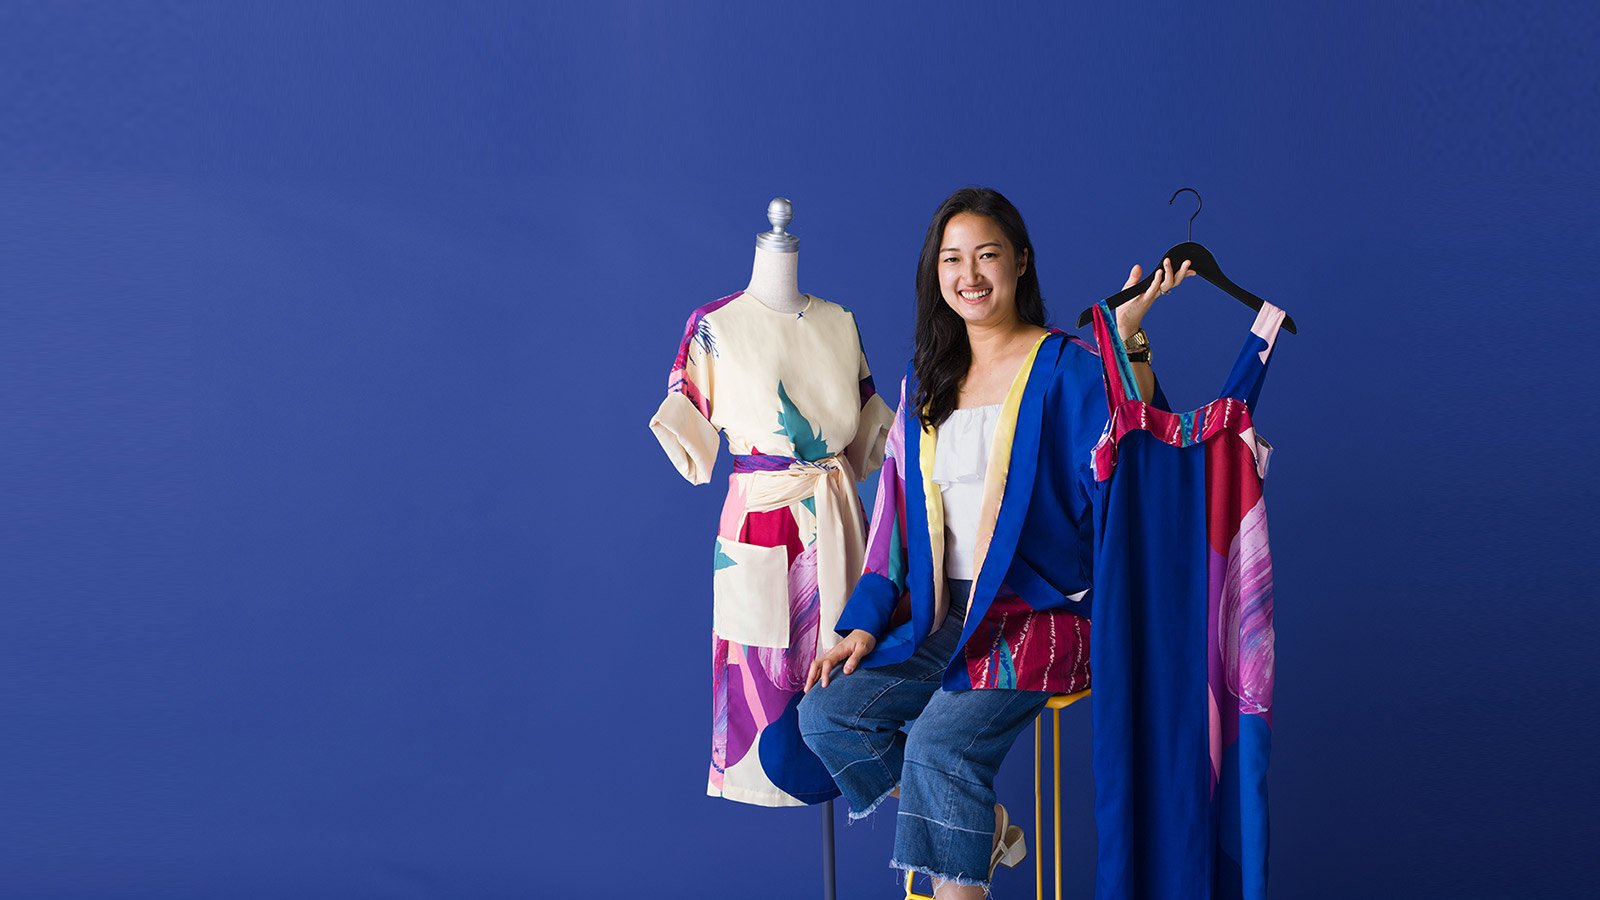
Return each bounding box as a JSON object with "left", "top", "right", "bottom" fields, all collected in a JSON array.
[
  {"left": 844, "top": 316, "right": 894, "bottom": 480},
  {"left": 650, "top": 308, "right": 721, "bottom": 484}
]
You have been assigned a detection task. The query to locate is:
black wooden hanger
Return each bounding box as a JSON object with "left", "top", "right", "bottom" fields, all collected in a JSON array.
[{"left": 1075, "top": 188, "right": 1298, "bottom": 334}]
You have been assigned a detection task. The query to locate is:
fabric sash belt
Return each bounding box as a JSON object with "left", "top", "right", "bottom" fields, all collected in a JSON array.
[{"left": 734, "top": 453, "right": 865, "bottom": 652}]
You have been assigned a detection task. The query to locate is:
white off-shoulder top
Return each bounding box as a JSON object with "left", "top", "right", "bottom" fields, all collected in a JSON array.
[{"left": 931, "top": 403, "right": 1001, "bottom": 580}]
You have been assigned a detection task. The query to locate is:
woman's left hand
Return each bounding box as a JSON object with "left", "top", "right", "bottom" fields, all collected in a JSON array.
[{"left": 1116, "top": 256, "right": 1196, "bottom": 336}]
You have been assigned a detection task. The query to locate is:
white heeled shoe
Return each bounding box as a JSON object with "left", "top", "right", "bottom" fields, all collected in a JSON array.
[{"left": 989, "top": 803, "right": 1027, "bottom": 878}]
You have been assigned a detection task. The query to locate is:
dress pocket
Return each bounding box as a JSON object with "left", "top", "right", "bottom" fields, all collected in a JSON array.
[{"left": 712, "top": 535, "right": 792, "bottom": 648}]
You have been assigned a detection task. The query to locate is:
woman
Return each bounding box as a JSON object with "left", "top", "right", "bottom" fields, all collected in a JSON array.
[{"left": 797, "top": 186, "right": 1192, "bottom": 897}]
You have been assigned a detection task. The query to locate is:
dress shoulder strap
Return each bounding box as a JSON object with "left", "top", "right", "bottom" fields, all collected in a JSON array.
[
  {"left": 1218, "top": 302, "right": 1288, "bottom": 411},
  {"left": 1089, "top": 301, "right": 1140, "bottom": 416}
]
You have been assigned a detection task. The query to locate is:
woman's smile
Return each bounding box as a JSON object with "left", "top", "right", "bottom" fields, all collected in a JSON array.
[{"left": 958, "top": 287, "right": 992, "bottom": 302}]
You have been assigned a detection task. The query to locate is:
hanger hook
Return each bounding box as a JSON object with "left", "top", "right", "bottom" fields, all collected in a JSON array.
[{"left": 1169, "top": 187, "right": 1202, "bottom": 242}]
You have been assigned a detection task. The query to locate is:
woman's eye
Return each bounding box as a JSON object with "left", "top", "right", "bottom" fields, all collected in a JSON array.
[
  {"left": 942, "top": 256, "right": 958, "bottom": 264},
  {"left": 980, "top": 252, "right": 997, "bottom": 259}
]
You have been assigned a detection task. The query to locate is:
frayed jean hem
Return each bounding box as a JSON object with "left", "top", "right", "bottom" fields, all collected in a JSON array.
[
  {"left": 890, "top": 858, "right": 991, "bottom": 896},
  {"left": 847, "top": 783, "right": 898, "bottom": 821}
]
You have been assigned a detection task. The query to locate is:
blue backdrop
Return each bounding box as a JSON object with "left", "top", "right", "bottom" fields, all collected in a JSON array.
[{"left": 4, "top": 2, "right": 1593, "bottom": 897}]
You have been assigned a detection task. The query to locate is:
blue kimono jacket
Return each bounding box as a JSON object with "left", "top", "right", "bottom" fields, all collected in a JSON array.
[{"left": 834, "top": 329, "right": 1170, "bottom": 691}]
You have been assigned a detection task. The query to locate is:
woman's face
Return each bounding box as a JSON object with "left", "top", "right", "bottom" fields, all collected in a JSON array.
[{"left": 938, "top": 211, "right": 1029, "bottom": 329}]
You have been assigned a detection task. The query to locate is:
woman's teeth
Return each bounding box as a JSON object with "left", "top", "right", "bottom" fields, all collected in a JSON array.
[{"left": 959, "top": 289, "right": 991, "bottom": 301}]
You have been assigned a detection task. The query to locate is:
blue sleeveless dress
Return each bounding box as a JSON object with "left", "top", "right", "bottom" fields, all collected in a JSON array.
[{"left": 1087, "top": 300, "right": 1287, "bottom": 899}]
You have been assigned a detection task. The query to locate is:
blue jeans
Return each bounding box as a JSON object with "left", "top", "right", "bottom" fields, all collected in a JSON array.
[{"left": 797, "top": 578, "right": 1053, "bottom": 888}]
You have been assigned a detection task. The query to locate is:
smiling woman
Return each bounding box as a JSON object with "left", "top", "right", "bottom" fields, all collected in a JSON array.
[{"left": 797, "top": 187, "right": 1195, "bottom": 897}]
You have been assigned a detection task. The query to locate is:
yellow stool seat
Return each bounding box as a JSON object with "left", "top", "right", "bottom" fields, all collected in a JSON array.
[
  {"left": 902, "top": 689, "right": 1090, "bottom": 900},
  {"left": 1044, "top": 689, "right": 1090, "bottom": 711}
]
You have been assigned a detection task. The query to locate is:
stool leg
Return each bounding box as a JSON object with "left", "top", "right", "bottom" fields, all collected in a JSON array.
[
  {"left": 1053, "top": 708, "right": 1062, "bottom": 900},
  {"left": 1035, "top": 715, "right": 1044, "bottom": 900},
  {"left": 905, "top": 867, "right": 936, "bottom": 900}
]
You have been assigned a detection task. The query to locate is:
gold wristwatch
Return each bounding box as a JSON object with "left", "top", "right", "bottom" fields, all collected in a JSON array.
[{"left": 1124, "top": 328, "right": 1152, "bottom": 365}]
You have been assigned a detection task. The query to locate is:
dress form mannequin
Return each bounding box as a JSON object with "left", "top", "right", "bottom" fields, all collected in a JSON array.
[
  {"left": 745, "top": 198, "right": 807, "bottom": 314},
  {"left": 652, "top": 196, "right": 899, "bottom": 900}
]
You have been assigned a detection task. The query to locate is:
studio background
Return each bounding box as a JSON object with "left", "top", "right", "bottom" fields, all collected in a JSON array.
[{"left": 3, "top": 2, "right": 1593, "bottom": 898}]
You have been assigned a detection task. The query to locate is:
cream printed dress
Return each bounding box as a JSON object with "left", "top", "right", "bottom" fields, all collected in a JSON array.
[{"left": 651, "top": 290, "right": 893, "bottom": 806}]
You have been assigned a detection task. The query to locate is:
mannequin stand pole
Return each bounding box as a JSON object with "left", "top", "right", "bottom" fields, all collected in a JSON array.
[{"left": 822, "top": 799, "right": 837, "bottom": 900}]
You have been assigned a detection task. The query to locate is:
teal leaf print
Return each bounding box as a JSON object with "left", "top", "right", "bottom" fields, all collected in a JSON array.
[
  {"left": 713, "top": 538, "right": 738, "bottom": 570},
  {"left": 994, "top": 641, "right": 1018, "bottom": 689},
  {"left": 886, "top": 515, "right": 905, "bottom": 587},
  {"left": 774, "top": 380, "right": 829, "bottom": 462}
]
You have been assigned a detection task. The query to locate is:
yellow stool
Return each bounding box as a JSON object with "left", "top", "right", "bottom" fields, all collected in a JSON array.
[{"left": 902, "top": 689, "right": 1090, "bottom": 900}]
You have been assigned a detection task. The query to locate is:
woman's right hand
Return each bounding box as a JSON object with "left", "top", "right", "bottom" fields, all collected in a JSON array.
[{"left": 804, "top": 629, "right": 878, "bottom": 692}]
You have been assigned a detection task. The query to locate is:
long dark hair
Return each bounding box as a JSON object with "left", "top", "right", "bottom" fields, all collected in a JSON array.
[{"left": 912, "top": 187, "right": 1047, "bottom": 431}]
